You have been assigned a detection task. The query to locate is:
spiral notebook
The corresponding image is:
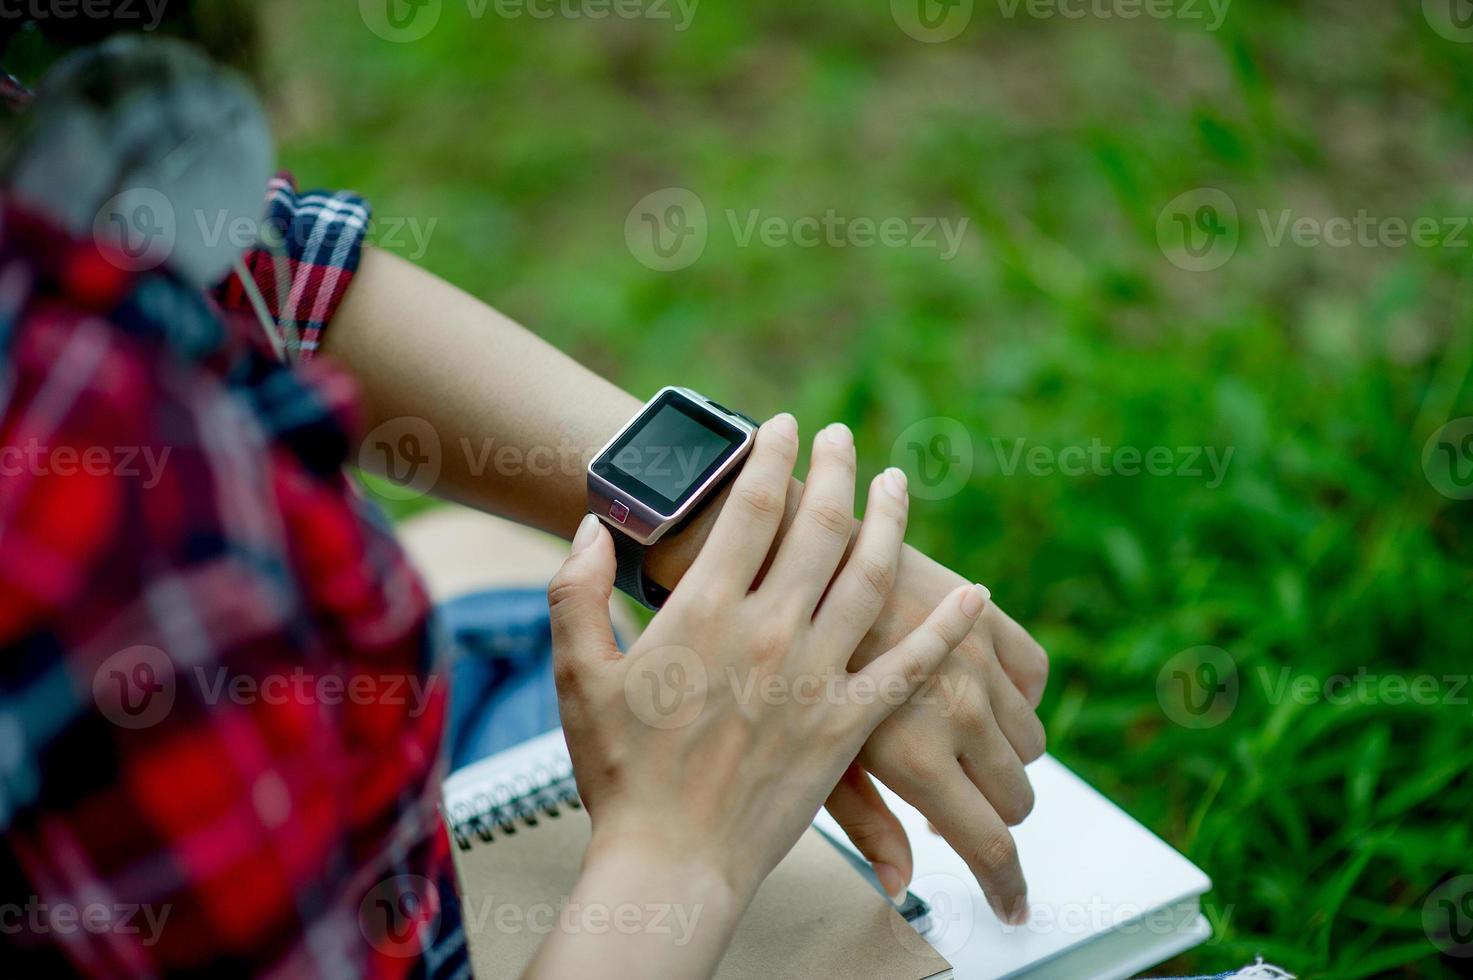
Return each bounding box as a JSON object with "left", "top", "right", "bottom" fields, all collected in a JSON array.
[
  {"left": 441, "top": 729, "right": 1212, "bottom": 979},
  {"left": 441, "top": 730, "right": 952, "bottom": 979}
]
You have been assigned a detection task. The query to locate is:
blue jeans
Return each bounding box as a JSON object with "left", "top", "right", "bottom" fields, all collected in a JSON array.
[{"left": 440, "top": 587, "right": 565, "bottom": 772}]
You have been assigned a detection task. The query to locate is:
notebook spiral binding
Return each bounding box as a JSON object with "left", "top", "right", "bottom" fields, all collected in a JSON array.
[{"left": 445, "top": 754, "right": 582, "bottom": 852}]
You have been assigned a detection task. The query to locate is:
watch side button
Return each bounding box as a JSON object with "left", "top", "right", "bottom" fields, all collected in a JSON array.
[{"left": 609, "top": 500, "right": 630, "bottom": 524}]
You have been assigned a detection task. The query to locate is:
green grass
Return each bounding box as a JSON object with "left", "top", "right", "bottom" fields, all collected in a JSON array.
[{"left": 270, "top": 1, "right": 1473, "bottom": 974}]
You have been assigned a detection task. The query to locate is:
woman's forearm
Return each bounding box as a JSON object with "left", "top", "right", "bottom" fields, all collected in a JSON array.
[
  {"left": 325, "top": 246, "right": 764, "bottom": 586},
  {"left": 327, "top": 248, "right": 642, "bottom": 533},
  {"left": 521, "top": 839, "right": 745, "bottom": 980}
]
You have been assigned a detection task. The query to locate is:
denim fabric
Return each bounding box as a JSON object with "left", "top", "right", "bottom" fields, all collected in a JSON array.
[{"left": 440, "top": 587, "right": 565, "bottom": 772}]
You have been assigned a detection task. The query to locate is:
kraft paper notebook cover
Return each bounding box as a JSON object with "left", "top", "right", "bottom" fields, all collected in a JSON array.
[{"left": 442, "top": 730, "right": 952, "bottom": 980}]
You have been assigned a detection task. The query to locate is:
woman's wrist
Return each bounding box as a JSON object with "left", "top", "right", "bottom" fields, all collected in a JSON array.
[
  {"left": 522, "top": 833, "right": 747, "bottom": 980},
  {"left": 549, "top": 827, "right": 750, "bottom": 979},
  {"left": 584, "top": 822, "right": 750, "bottom": 913}
]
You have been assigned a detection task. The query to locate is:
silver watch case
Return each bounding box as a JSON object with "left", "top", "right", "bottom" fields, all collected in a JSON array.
[{"left": 587, "top": 386, "right": 758, "bottom": 546}]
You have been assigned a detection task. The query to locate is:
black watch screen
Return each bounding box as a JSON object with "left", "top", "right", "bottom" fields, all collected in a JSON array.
[{"left": 590, "top": 389, "right": 747, "bottom": 516}]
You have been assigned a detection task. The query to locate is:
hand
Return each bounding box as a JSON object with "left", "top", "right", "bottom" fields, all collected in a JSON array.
[
  {"left": 836, "top": 547, "right": 1050, "bottom": 925},
  {"left": 634, "top": 419, "right": 1049, "bottom": 924},
  {"left": 546, "top": 414, "right": 991, "bottom": 904}
]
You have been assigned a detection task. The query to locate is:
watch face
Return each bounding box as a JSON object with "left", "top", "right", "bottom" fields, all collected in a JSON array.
[{"left": 591, "top": 390, "right": 748, "bottom": 517}]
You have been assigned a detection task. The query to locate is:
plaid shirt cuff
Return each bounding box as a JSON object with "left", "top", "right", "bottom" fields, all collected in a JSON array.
[{"left": 213, "top": 173, "right": 373, "bottom": 361}]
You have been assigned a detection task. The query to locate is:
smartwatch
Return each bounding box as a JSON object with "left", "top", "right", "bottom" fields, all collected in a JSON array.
[{"left": 587, "top": 387, "right": 759, "bottom": 609}]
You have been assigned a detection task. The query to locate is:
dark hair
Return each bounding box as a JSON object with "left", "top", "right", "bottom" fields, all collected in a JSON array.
[{"left": 0, "top": 0, "right": 259, "bottom": 87}]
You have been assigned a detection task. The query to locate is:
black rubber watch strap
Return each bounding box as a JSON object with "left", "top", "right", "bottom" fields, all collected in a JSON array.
[{"left": 608, "top": 523, "right": 671, "bottom": 610}]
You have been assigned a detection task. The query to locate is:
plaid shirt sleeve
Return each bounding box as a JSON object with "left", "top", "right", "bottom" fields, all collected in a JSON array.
[
  {"left": 212, "top": 173, "right": 374, "bottom": 361},
  {"left": 0, "top": 188, "right": 460, "bottom": 979}
]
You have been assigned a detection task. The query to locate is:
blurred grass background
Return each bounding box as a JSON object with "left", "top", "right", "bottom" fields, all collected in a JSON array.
[{"left": 267, "top": 0, "right": 1472, "bottom": 975}]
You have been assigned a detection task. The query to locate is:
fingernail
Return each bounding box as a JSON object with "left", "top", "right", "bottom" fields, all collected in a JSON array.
[
  {"left": 960, "top": 583, "right": 990, "bottom": 618},
  {"left": 882, "top": 466, "right": 908, "bottom": 500},
  {"left": 571, "top": 513, "right": 601, "bottom": 555},
  {"left": 769, "top": 413, "right": 798, "bottom": 439},
  {"left": 991, "top": 895, "right": 1030, "bottom": 926},
  {"left": 873, "top": 862, "right": 908, "bottom": 906},
  {"left": 823, "top": 422, "right": 853, "bottom": 447}
]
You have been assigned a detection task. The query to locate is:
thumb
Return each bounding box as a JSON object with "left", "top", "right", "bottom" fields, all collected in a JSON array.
[{"left": 548, "top": 515, "right": 620, "bottom": 679}]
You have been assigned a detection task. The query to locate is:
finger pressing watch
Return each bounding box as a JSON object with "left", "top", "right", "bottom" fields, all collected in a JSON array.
[{"left": 587, "top": 387, "right": 759, "bottom": 609}]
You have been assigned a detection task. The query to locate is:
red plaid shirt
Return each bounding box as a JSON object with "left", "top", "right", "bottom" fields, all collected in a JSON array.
[{"left": 0, "top": 178, "right": 463, "bottom": 978}]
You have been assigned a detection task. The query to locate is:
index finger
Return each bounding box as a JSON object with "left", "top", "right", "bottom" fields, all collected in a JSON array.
[{"left": 678, "top": 413, "right": 800, "bottom": 601}]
